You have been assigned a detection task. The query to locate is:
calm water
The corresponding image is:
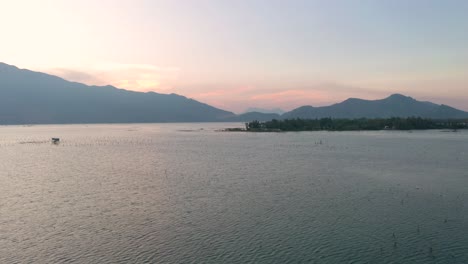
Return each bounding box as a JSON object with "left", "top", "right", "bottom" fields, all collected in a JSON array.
[{"left": 1, "top": 124, "right": 468, "bottom": 263}]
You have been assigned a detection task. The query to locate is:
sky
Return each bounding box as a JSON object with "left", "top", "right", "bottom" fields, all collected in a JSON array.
[{"left": 1, "top": 0, "right": 467, "bottom": 113}]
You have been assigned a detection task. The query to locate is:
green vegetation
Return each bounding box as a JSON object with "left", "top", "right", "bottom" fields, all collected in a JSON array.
[{"left": 245, "top": 117, "right": 468, "bottom": 132}]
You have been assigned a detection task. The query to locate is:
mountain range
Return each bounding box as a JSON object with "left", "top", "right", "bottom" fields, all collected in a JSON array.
[
  {"left": 282, "top": 94, "right": 468, "bottom": 120},
  {"left": 244, "top": 107, "right": 285, "bottom": 115},
  {"left": 1, "top": 62, "right": 467, "bottom": 124},
  {"left": 0, "top": 62, "right": 234, "bottom": 124}
]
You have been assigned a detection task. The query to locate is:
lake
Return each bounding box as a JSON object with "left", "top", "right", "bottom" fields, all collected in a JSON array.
[{"left": 1, "top": 124, "right": 467, "bottom": 263}]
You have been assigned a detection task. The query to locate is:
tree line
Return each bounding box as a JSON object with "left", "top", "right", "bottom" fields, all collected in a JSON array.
[{"left": 245, "top": 117, "right": 468, "bottom": 131}]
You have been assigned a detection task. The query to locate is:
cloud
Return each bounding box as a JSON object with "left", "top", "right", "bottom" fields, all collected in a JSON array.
[
  {"left": 171, "top": 82, "right": 389, "bottom": 113},
  {"left": 46, "top": 63, "right": 180, "bottom": 92},
  {"left": 249, "top": 90, "right": 325, "bottom": 102},
  {"left": 48, "top": 68, "right": 105, "bottom": 85},
  {"left": 95, "top": 63, "right": 179, "bottom": 72}
]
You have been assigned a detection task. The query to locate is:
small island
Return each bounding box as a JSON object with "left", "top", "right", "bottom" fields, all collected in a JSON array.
[{"left": 225, "top": 117, "right": 468, "bottom": 132}]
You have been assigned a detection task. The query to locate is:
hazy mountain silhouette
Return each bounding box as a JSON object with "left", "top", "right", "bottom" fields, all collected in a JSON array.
[
  {"left": 226, "top": 112, "right": 281, "bottom": 122},
  {"left": 1, "top": 62, "right": 467, "bottom": 124},
  {"left": 282, "top": 94, "right": 468, "bottom": 119},
  {"left": 244, "top": 107, "right": 285, "bottom": 115},
  {"left": 0, "top": 62, "right": 234, "bottom": 124}
]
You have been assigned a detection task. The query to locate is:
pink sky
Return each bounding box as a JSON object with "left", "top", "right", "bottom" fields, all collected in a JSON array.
[{"left": 41, "top": 64, "right": 468, "bottom": 112}]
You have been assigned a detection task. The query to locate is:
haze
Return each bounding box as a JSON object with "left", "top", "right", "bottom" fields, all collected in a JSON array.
[{"left": 1, "top": 0, "right": 467, "bottom": 112}]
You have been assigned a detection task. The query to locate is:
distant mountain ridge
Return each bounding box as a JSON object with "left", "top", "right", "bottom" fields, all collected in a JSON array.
[
  {"left": 226, "top": 112, "right": 281, "bottom": 122},
  {"left": 0, "top": 62, "right": 235, "bottom": 124},
  {"left": 1, "top": 62, "right": 467, "bottom": 124},
  {"left": 281, "top": 94, "right": 468, "bottom": 120},
  {"left": 244, "top": 107, "right": 285, "bottom": 115}
]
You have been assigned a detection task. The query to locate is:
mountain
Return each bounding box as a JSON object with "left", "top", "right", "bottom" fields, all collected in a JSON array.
[
  {"left": 282, "top": 94, "right": 468, "bottom": 119},
  {"left": 227, "top": 112, "right": 281, "bottom": 122},
  {"left": 2, "top": 62, "right": 466, "bottom": 124},
  {"left": 244, "top": 107, "right": 285, "bottom": 115},
  {"left": 0, "top": 62, "right": 235, "bottom": 124}
]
